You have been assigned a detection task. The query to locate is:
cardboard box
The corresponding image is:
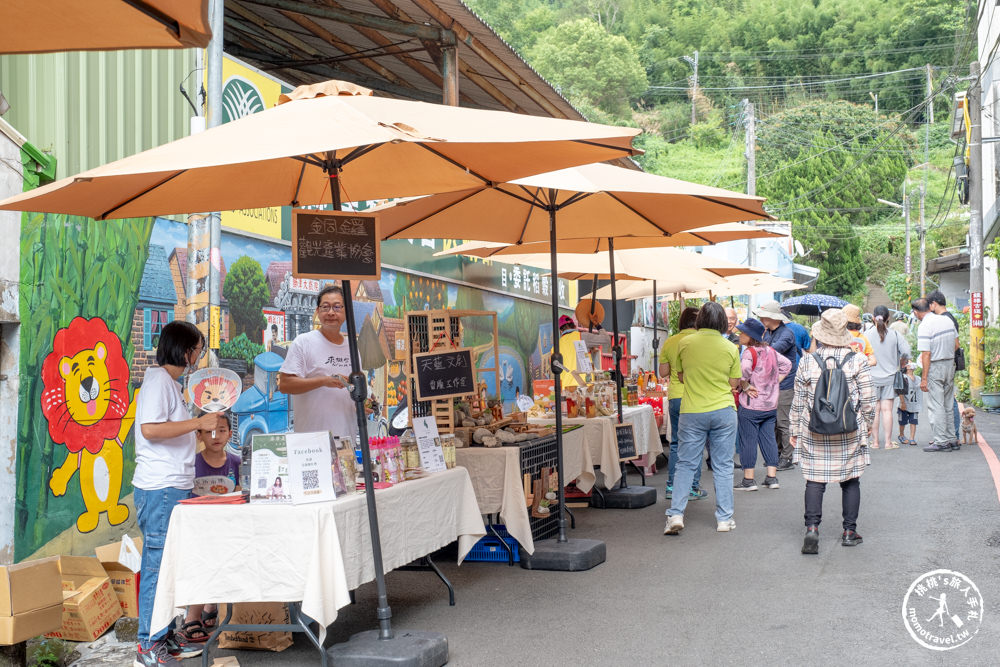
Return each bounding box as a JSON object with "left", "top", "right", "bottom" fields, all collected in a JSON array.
[
  {"left": 0, "top": 556, "right": 63, "bottom": 645},
  {"left": 0, "top": 603, "right": 63, "bottom": 645},
  {"left": 95, "top": 537, "right": 142, "bottom": 618},
  {"left": 45, "top": 556, "right": 122, "bottom": 642},
  {"left": 0, "top": 556, "right": 62, "bottom": 617}
]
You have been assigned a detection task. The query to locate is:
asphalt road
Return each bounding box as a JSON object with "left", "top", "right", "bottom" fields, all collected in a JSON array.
[{"left": 79, "top": 403, "right": 1000, "bottom": 665}]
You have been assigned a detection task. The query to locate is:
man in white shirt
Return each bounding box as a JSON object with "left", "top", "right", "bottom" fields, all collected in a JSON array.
[
  {"left": 912, "top": 297, "right": 959, "bottom": 451},
  {"left": 279, "top": 285, "right": 360, "bottom": 438}
]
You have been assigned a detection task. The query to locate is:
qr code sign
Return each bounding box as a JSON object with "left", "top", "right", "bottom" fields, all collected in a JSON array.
[{"left": 302, "top": 469, "right": 319, "bottom": 491}]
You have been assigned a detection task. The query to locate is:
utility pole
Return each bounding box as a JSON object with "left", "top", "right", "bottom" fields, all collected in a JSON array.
[
  {"left": 683, "top": 51, "right": 699, "bottom": 125},
  {"left": 920, "top": 67, "right": 931, "bottom": 297},
  {"left": 742, "top": 99, "right": 757, "bottom": 313},
  {"left": 969, "top": 61, "right": 984, "bottom": 398},
  {"left": 903, "top": 182, "right": 911, "bottom": 296},
  {"left": 919, "top": 185, "right": 926, "bottom": 296},
  {"left": 926, "top": 64, "right": 934, "bottom": 124}
]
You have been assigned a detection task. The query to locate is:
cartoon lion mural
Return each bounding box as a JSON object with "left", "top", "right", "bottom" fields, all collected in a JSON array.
[{"left": 41, "top": 317, "right": 136, "bottom": 533}]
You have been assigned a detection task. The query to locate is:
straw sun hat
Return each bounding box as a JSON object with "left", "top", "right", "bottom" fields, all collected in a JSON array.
[
  {"left": 811, "top": 308, "right": 853, "bottom": 347},
  {"left": 841, "top": 303, "right": 862, "bottom": 324},
  {"left": 754, "top": 300, "right": 789, "bottom": 323}
]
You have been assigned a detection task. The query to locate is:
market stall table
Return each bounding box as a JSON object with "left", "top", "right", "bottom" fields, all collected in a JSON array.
[
  {"left": 455, "top": 432, "right": 595, "bottom": 555},
  {"left": 528, "top": 404, "right": 662, "bottom": 488},
  {"left": 151, "top": 467, "right": 485, "bottom": 661}
]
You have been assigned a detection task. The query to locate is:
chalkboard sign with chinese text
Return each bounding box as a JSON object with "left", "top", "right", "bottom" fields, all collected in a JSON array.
[
  {"left": 413, "top": 347, "right": 476, "bottom": 401},
  {"left": 292, "top": 210, "right": 381, "bottom": 281},
  {"left": 615, "top": 423, "right": 638, "bottom": 461}
]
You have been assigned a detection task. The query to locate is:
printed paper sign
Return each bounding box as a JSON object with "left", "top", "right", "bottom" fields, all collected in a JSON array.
[
  {"left": 412, "top": 416, "right": 447, "bottom": 473},
  {"left": 573, "top": 340, "right": 594, "bottom": 373},
  {"left": 286, "top": 432, "right": 337, "bottom": 504}
]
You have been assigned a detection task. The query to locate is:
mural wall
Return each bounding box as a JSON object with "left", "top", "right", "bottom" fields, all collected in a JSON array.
[{"left": 15, "top": 208, "right": 568, "bottom": 560}]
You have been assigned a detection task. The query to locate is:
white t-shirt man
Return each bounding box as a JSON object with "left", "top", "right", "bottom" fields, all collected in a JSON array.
[
  {"left": 917, "top": 311, "right": 957, "bottom": 362},
  {"left": 132, "top": 366, "right": 197, "bottom": 490},
  {"left": 280, "top": 329, "right": 359, "bottom": 437}
]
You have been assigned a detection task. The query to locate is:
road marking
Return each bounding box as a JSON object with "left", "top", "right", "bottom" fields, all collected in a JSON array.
[{"left": 960, "top": 402, "right": 1000, "bottom": 505}]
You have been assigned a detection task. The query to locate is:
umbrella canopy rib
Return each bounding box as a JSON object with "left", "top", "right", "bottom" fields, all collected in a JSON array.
[
  {"left": 416, "top": 144, "right": 491, "bottom": 186},
  {"left": 98, "top": 170, "right": 186, "bottom": 220},
  {"left": 692, "top": 194, "right": 770, "bottom": 220},
  {"left": 125, "top": 0, "right": 182, "bottom": 37},
  {"left": 604, "top": 191, "right": 671, "bottom": 237}
]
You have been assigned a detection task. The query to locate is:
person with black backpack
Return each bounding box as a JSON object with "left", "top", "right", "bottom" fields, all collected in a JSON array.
[{"left": 789, "top": 309, "right": 876, "bottom": 555}]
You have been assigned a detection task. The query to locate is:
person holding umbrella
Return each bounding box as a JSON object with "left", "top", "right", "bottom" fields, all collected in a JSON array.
[{"left": 754, "top": 301, "right": 799, "bottom": 470}]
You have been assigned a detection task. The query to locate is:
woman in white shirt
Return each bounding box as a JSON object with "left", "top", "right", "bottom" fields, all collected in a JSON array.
[{"left": 133, "top": 321, "right": 223, "bottom": 667}]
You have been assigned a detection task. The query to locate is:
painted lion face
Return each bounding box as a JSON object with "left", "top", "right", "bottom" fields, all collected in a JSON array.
[{"left": 41, "top": 317, "right": 130, "bottom": 454}]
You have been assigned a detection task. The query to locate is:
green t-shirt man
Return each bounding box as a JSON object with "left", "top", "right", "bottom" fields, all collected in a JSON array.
[
  {"left": 658, "top": 328, "right": 696, "bottom": 400},
  {"left": 676, "top": 329, "right": 741, "bottom": 414}
]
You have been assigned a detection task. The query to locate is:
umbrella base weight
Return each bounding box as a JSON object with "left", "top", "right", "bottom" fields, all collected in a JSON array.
[
  {"left": 589, "top": 486, "right": 657, "bottom": 509},
  {"left": 327, "top": 630, "right": 448, "bottom": 667},
  {"left": 519, "top": 538, "right": 606, "bottom": 571}
]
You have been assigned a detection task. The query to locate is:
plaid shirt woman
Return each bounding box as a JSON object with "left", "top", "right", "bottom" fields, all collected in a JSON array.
[{"left": 790, "top": 308, "right": 876, "bottom": 554}]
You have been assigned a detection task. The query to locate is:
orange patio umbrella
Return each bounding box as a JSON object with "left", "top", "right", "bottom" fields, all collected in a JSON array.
[{"left": 1, "top": 0, "right": 212, "bottom": 53}]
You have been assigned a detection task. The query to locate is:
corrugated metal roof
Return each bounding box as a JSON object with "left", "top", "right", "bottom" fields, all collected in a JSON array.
[{"left": 224, "top": 0, "right": 581, "bottom": 118}]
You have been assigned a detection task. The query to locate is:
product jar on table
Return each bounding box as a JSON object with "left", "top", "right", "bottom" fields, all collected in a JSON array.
[
  {"left": 440, "top": 433, "right": 457, "bottom": 469},
  {"left": 401, "top": 434, "right": 421, "bottom": 470}
]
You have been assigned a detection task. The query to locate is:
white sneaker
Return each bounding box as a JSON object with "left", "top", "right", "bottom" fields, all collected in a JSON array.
[
  {"left": 717, "top": 519, "right": 736, "bottom": 532},
  {"left": 664, "top": 514, "right": 684, "bottom": 535}
]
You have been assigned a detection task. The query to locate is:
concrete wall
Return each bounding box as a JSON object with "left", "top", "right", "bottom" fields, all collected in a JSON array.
[{"left": 0, "top": 120, "right": 22, "bottom": 564}]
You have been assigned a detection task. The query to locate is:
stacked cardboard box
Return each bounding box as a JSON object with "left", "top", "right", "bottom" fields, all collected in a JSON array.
[
  {"left": 0, "top": 557, "right": 63, "bottom": 645},
  {"left": 45, "top": 556, "right": 122, "bottom": 642}
]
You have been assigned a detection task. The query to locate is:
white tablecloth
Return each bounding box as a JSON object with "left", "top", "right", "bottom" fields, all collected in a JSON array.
[
  {"left": 528, "top": 404, "right": 662, "bottom": 488},
  {"left": 455, "top": 436, "right": 595, "bottom": 555},
  {"left": 151, "top": 468, "right": 485, "bottom": 643}
]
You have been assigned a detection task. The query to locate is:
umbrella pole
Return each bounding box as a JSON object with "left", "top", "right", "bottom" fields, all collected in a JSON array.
[
  {"left": 330, "top": 168, "right": 394, "bottom": 641},
  {"left": 588, "top": 274, "right": 599, "bottom": 333},
  {"left": 518, "top": 198, "right": 606, "bottom": 571},
  {"left": 651, "top": 280, "right": 659, "bottom": 385},
  {"left": 547, "top": 204, "right": 569, "bottom": 544}
]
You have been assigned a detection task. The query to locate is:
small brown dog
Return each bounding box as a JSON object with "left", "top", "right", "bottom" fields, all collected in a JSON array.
[{"left": 961, "top": 407, "right": 979, "bottom": 445}]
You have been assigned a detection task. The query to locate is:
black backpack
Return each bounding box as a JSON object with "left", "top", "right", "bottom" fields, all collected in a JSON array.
[{"left": 808, "top": 351, "right": 858, "bottom": 435}]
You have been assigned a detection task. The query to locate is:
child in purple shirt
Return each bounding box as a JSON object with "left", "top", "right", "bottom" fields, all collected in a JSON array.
[{"left": 192, "top": 413, "right": 240, "bottom": 497}]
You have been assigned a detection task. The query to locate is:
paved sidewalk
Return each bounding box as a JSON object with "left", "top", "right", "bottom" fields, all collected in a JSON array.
[{"left": 73, "top": 402, "right": 1000, "bottom": 665}]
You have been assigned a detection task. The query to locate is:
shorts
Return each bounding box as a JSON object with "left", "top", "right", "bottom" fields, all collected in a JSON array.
[
  {"left": 898, "top": 409, "right": 918, "bottom": 426},
  {"left": 874, "top": 382, "right": 897, "bottom": 401}
]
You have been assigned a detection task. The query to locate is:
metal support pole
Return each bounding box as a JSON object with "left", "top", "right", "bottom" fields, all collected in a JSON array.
[
  {"left": 206, "top": 0, "right": 224, "bottom": 361},
  {"left": 969, "top": 61, "right": 985, "bottom": 398},
  {"left": 743, "top": 99, "right": 757, "bottom": 314},
  {"left": 608, "top": 238, "right": 627, "bottom": 489},
  {"left": 547, "top": 199, "right": 568, "bottom": 543},
  {"left": 328, "top": 162, "right": 393, "bottom": 640},
  {"left": 651, "top": 280, "right": 659, "bottom": 374}
]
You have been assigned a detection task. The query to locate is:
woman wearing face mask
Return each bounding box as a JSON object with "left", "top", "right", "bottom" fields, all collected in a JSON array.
[{"left": 133, "top": 321, "right": 224, "bottom": 667}]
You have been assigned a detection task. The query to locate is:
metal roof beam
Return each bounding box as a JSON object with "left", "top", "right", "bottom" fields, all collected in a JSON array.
[{"left": 241, "top": 0, "right": 451, "bottom": 43}]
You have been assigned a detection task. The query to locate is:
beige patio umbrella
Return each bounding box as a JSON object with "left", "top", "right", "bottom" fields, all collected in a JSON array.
[
  {"left": 381, "top": 162, "right": 770, "bottom": 538},
  {"left": 0, "top": 84, "right": 639, "bottom": 220},
  {"left": 1, "top": 0, "right": 212, "bottom": 53},
  {"left": 431, "top": 222, "right": 785, "bottom": 258},
  {"left": 0, "top": 79, "right": 640, "bottom": 635},
  {"left": 591, "top": 272, "right": 804, "bottom": 301}
]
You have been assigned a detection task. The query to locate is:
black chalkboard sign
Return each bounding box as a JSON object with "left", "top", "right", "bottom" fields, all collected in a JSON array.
[
  {"left": 413, "top": 347, "right": 476, "bottom": 401},
  {"left": 292, "top": 210, "right": 381, "bottom": 281},
  {"left": 615, "top": 423, "right": 638, "bottom": 461}
]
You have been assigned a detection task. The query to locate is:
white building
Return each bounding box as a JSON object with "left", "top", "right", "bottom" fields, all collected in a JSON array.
[{"left": 977, "top": 8, "right": 1000, "bottom": 323}]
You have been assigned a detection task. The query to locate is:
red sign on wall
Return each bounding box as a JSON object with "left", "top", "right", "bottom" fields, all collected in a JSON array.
[{"left": 971, "top": 291, "right": 984, "bottom": 328}]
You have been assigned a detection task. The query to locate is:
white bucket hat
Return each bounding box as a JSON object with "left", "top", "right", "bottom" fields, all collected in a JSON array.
[{"left": 754, "top": 300, "right": 789, "bottom": 323}]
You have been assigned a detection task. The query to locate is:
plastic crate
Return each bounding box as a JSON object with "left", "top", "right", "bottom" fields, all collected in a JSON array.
[{"left": 466, "top": 525, "right": 519, "bottom": 563}]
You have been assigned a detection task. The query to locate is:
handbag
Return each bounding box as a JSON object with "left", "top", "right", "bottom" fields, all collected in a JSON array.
[
  {"left": 892, "top": 369, "right": 908, "bottom": 395},
  {"left": 955, "top": 347, "right": 966, "bottom": 372}
]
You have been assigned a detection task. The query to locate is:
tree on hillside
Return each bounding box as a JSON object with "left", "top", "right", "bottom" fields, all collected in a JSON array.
[
  {"left": 757, "top": 100, "right": 915, "bottom": 298},
  {"left": 528, "top": 18, "right": 648, "bottom": 117},
  {"left": 223, "top": 256, "right": 269, "bottom": 340}
]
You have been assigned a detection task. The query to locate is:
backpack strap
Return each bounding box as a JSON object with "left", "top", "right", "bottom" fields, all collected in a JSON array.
[
  {"left": 836, "top": 351, "right": 856, "bottom": 369},
  {"left": 749, "top": 346, "right": 758, "bottom": 370}
]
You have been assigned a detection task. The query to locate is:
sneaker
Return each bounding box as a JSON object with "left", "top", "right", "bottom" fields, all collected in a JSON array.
[
  {"left": 763, "top": 476, "right": 780, "bottom": 489},
  {"left": 688, "top": 488, "right": 708, "bottom": 500},
  {"left": 664, "top": 485, "right": 672, "bottom": 500},
  {"left": 841, "top": 530, "right": 863, "bottom": 547},
  {"left": 162, "top": 633, "right": 202, "bottom": 660},
  {"left": 801, "top": 526, "right": 819, "bottom": 555},
  {"left": 716, "top": 519, "right": 736, "bottom": 532},
  {"left": 734, "top": 478, "right": 758, "bottom": 491},
  {"left": 776, "top": 458, "right": 794, "bottom": 471},
  {"left": 923, "top": 442, "right": 952, "bottom": 452},
  {"left": 950, "top": 442, "right": 962, "bottom": 451},
  {"left": 134, "top": 643, "right": 180, "bottom": 667},
  {"left": 664, "top": 514, "right": 684, "bottom": 535}
]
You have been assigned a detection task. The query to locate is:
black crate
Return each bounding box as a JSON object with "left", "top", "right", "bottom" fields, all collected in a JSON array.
[{"left": 509, "top": 434, "right": 559, "bottom": 542}]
